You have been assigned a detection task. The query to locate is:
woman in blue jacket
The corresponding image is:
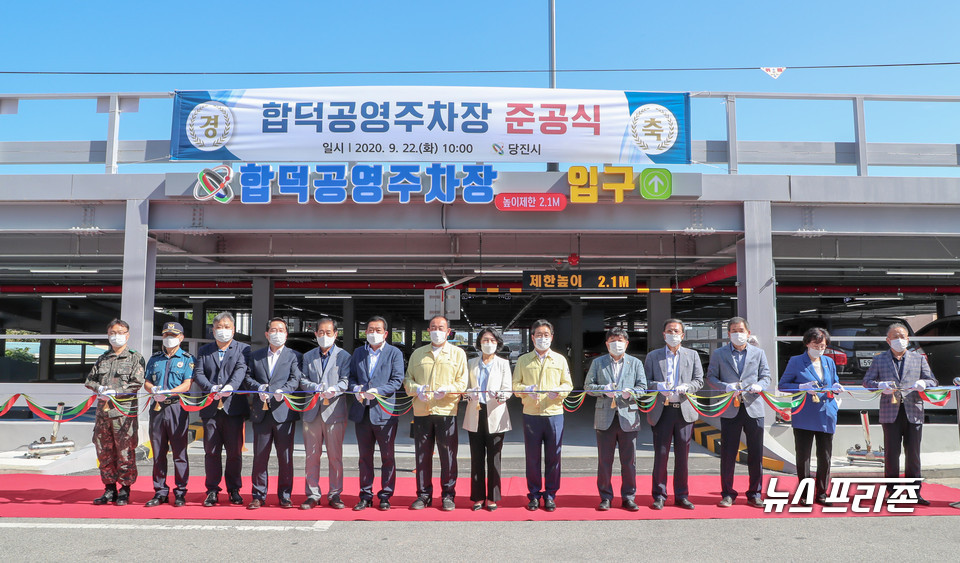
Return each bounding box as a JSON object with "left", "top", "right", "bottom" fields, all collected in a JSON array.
[{"left": 778, "top": 327, "right": 844, "bottom": 506}]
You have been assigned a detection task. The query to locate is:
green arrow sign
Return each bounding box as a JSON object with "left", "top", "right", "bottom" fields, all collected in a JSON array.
[{"left": 639, "top": 168, "right": 672, "bottom": 200}]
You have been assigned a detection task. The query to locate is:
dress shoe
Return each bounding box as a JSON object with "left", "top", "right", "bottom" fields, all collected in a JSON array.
[
  {"left": 472, "top": 502, "right": 483, "bottom": 511},
  {"left": 543, "top": 498, "right": 556, "bottom": 512},
  {"left": 247, "top": 499, "right": 263, "bottom": 510},
  {"left": 797, "top": 499, "right": 811, "bottom": 507},
  {"left": 746, "top": 497, "right": 765, "bottom": 508},
  {"left": 813, "top": 497, "right": 832, "bottom": 507},
  {"left": 378, "top": 499, "right": 391, "bottom": 511},
  {"left": 203, "top": 492, "right": 218, "bottom": 507},
  {"left": 597, "top": 499, "right": 611, "bottom": 511},
  {"left": 441, "top": 498, "right": 456, "bottom": 511},
  {"left": 279, "top": 498, "right": 293, "bottom": 508},
  {"left": 353, "top": 499, "right": 372, "bottom": 511},
  {"left": 115, "top": 486, "right": 131, "bottom": 506},
  {"left": 675, "top": 498, "right": 695, "bottom": 510},
  {"left": 145, "top": 495, "right": 168, "bottom": 507},
  {"left": 300, "top": 498, "right": 318, "bottom": 510},
  {"left": 228, "top": 490, "right": 243, "bottom": 505},
  {"left": 916, "top": 496, "right": 931, "bottom": 506},
  {"left": 651, "top": 498, "right": 665, "bottom": 510},
  {"left": 173, "top": 494, "right": 186, "bottom": 507},
  {"left": 718, "top": 496, "right": 734, "bottom": 508},
  {"left": 623, "top": 499, "right": 640, "bottom": 512},
  {"left": 526, "top": 499, "right": 539, "bottom": 511},
  {"left": 93, "top": 486, "right": 117, "bottom": 505},
  {"left": 486, "top": 502, "right": 497, "bottom": 512},
  {"left": 328, "top": 495, "right": 345, "bottom": 510},
  {"left": 410, "top": 497, "right": 432, "bottom": 510}
]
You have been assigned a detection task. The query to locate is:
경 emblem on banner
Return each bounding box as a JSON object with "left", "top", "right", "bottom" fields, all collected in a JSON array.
[
  {"left": 629, "top": 104, "right": 678, "bottom": 155},
  {"left": 186, "top": 102, "right": 233, "bottom": 151},
  {"left": 193, "top": 165, "right": 235, "bottom": 204}
]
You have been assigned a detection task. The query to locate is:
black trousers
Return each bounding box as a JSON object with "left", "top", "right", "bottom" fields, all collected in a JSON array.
[
  {"left": 651, "top": 406, "right": 693, "bottom": 501},
  {"left": 596, "top": 415, "right": 638, "bottom": 502},
  {"left": 882, "top": 405, "right": 924, "bottom": 489},
  {"left": 793, "top": 428, "right": 833, "bottom": 499},
  {"left": 202, "top": 411, "right": 245, "bottom": 494},
  {"left": 413, "top": 415, "right": 458, "bottom": 500},
  {"left": 468, "top": 403, "right": 505, "bottom": 502},
  {"left": 720, "top": 407, "right": 764, "bottom": 500},
  {"left": 355, "top": 409, "right": 398, "bottom": 501},
  {"left": 251, "top": 418, "right": 295, "bottom": 502},
  {"left": 149, "top": 403, "right": 190, "bottom": 496}
]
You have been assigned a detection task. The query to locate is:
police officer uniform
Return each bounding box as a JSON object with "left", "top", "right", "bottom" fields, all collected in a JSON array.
[{"left": 145, "top": 323, "right": 194, "bottom": 506}]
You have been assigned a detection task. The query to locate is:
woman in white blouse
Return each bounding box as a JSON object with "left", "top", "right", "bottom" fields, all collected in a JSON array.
[{"left": 463, "top": 327, "right": 513, "bottom": 511}]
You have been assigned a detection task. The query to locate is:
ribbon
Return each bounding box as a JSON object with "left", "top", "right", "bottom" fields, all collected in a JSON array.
[
  {"left": 22, "top": 395, "right": 97, "bottom": 422},
  {"left": 919, "top": 389, "right": 952, "bottom": 406},
  {"left": 562, "top": 392, "right": 586, "bottom": 412},
  {"left": 375, "top": 394, "right": 413, "bottom": 417},
  {"left": 0, "top": 393, "right": 21, "bottom": 417}
]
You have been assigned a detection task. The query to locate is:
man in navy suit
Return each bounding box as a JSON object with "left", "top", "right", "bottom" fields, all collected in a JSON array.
[
  {"left": 298, "top": 317, "right": 352, "bottom": 510},
  {"left": 706, "top": 316, "right": 771, "bottom": 508},
  {"left": 349, "top": 316, "right": 404, "bottom": 511},
  {"left": 192, "top": 312, "right": 250, "bottom": 507},
  {"left": 244, "top": 317, "right": 303, "bottom": 509},
  {"left": 863, "top": 322, "right": 937, "bottom": 505}
]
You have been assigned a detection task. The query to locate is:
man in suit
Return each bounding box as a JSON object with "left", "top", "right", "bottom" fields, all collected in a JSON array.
[
  {"left": 584, "top": 327, "right": 647, "bottom": 512},
  {"left": 244, "top": 317, "right": 303, "bottom": 509},
  {"left": 348, "top": 316, "right": 405, "bottom": 511},
  {"left": 192, "top": 312, "right": 250, "bottom": 507},
  {"left": 512, "top": 319, "right": 573, "bottom": 512},
  {"left": 299, "top": 317, "right": 352, "bottom": 510},
  {"left": 645, "top": 318, "right": 704, "bottom": 510},
  {"left": 706, "top": 316, "right": 771, "bottom": 508},
  {"left": 863, "top": 322, "right": 938, "bottom": 505},
  {"left": 403, "top": 315, "right": 469, "bottom": 511}
]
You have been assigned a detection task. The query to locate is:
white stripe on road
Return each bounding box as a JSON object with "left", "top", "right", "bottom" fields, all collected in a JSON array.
[{"left": 0, "top": 520, "right": 333, "bottom": 531}]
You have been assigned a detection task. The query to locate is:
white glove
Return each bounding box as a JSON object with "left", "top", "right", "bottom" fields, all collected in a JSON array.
[
  {"left": 102, "top": 388, "right": 116, "bottom": 397},
  {"left": 97, "top": 385, "right": 106, "bottom": 394},
  {"left": 366, "top": 388, "right": 379, "bottom": 400},
  {"left": 258, "top": 384, "right": 268, "bottom": 393},
  {"left": 415, "top": 385, "right": 429, "bottom": 401},
  {"left": 798, "top": 381, "right": 818, "bottom": 391},
  {"left": 466, "top": 388, "right": 480, "bottom": 401},
  {"left": 493, "top": 392, "right": 508, "bottom": 403},
  {"left": 724, "top": 382, "right": 739, "bottom": 393},
  {"left": 830, "top": 383, "right": 845, "bottom": 393},
  {"left": 259, "top": 392, "right": 270, "bottom": 402},
  {"left": 211, "top": 384, "right": 223, "bottom": 394},
  {"left": 220, "top": 384, "right": 233, "bottom": 398},
  {"left": 273, "top": 389, "right": 285, "bottom": 402},
  {"left": 433, "top": 386, "right": 448, "bottom": 400},
  {"left": 658, "top": 382, "right": 673, "bottom": 396},
  {"left": 877, "top": 381, "right": 895, "bottom": 394},
  {"left": 151, "top": 388, "right": 167, "bottom": 401},
  {"left": 322, "top": 387, "right": 338, "bottom": 399},
  {"left": 674, "top": 384, "right": 690, "bottom": 395},
  {"left": 546, "top": 391, "right": 560, "bottom": 400},
  {"left": 912, "top": 380, "right": 927, "bottom": 391},
  {"left": 953, "top": 377, "right": 960, "bottom": 387},
  {"left": 523, "top": 385, "right": 537, "bottom": 395},
  {"left": 604, "top": 382, "right": 617, "bottom": 398},
  {"left": 620, "top": 389, "right": 634, "bottom": 399},
  {"left": 747, "top": 384, "right": 762, "bottom": 394}
]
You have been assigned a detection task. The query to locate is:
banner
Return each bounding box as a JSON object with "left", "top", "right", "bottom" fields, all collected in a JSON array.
[{"left": 170, "top": 86, "right": 691, "bottom": 164}]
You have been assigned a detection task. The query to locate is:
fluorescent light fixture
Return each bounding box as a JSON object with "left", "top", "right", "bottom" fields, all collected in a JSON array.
[
  {"left": 885, "top": 269, "right": 955, "bottom": 276},
  {"left": 304, "top": 295, "right": 353, "bottom": 299},
  {"left": 474, "top": 269, "right": 524, "bottom": 274},
  {"left": 847, "top": 302, "right": 866, "bottom": 307},
  {"left": 30, "top": 268, "right": 99, "bottom": 274},
  {"left": 799, "top": 308, "right": 818, "bottom": 314},
  {"left": 286, "top": 268, "right": 358, "bottom": 274},
  {"left": 41, "top": 294, "right": 87, "bottom": 299},
  {"left": 580, "top": 296, "right": 629, "bottom": 300},
  {"left": 187, "top": 295, "right": 236, "bottom": 300},
  {"left": 855, "top": 297, "right": 902, "bottom": 301}
]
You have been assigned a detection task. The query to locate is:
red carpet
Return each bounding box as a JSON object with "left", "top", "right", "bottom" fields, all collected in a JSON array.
[{"left": 1, "top": 474, "right": 958, "bottom": 520}]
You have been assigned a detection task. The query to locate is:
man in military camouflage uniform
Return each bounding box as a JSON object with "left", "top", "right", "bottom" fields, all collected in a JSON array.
[
  {"left": 84, "top": 318, "right": 146, "bottom": 506},
  {"left": 143, "top": 322, "right": 194, "bottom": 507}
]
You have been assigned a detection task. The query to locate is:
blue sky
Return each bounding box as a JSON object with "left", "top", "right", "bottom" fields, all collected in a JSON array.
[{"left": 2, "top": 0, "right": 959, "bottom": 175}]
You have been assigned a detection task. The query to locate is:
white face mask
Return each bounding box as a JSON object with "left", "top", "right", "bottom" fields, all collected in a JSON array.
[
  {"left": 890, "top": 338, "right": 908, "bottom": 353},
  {"left": 534, "top": 336, "right": 552, "bottom": 352},
  {"left": 430, "top": 330, "right": 447, "bottom": 346},
  {"left": 268, "top": 332, "right": 287, "bottom": 347},
  {"left": 108, "top": 334, "right": 127, "bottom": 348},
  {"left": 607, "top": 341, "right": 627, "bottom": 357},
  {"left": 163, "top": 336, "right": 180, "bottom": 349},
  {"left": 316, "top": 334, "right": 335, "bottom": 349},
  {"left": 214, "top": 328, "right": 233, "bottom": 343},
  {"left": 366, "top": 331, "right": 385, "bottom": 346},
  {"left": 730, "top": 332, "right": 749, "bottom": 347},
  {"left": 664, "top": 333, "right": 682, "bottom": 348},
  {"left": 807, "top": 346, "right": 823, "bottom": 359},
  {"left": 480, "top": 342, "right": 498, "bottom": 355}
]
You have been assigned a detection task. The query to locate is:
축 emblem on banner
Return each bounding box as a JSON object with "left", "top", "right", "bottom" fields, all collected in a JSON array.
[
  {"left": 186, "top": 102, "right": 233, "bottom": 151},
  {"left": 629, "top": 104, "right": 678, "bottom": 155}
]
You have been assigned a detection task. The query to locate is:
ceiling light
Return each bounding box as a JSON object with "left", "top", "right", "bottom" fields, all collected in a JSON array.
[
  {"left": 41, "top": 294, "right": 87, "bottom": 299},
  {"left": 286, "top": 268, "right": 358, "bottom": 274},
  {"left": 187, "top": 295, "right": 236, "bottom": 300},
  {"left": 474, "top": 269, "right": 524, "bottom": 274},
  {"left": 799, "top": 308, "right": 818, "bottom": 314},
  {"left": 30, "top": 268, "right": 99, "bottom": 274},
  {"left": 885, "top": 270, "right": 955, "bottom": 276},
  {"left": 580, "top": 296, "right": 629, "bottom": 300},
  {"left": 855, "top": 297, "right": 902, "bottom": 301},
  {"left": 304, "top": 295, "right": 353, "bottom": 299},
  {"left": 847, "top": 302, "right": 866, "bottom": 307}
]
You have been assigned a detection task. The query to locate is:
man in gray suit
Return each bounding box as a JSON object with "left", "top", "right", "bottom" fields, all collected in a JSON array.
[
  {"left": 299, "top": 317, "right": 352, "bottom": 510},
  {"left": 645, "top": 318, "right": 704, "bottom": 510},
  {"left": 863, "top": 322, "right": 937, "bottom": 505},
  {"left": 584, "top": 327, "right": 647, "bottom": 511},
  {"left": 706, "top": 316, "right": 771, "bottom": 508}
]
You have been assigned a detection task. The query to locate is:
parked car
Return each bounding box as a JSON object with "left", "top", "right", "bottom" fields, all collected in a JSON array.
[
  {"left": 914, "top": 315, "right": 960, "bottom": 384},
  {"left": 777, "top": 316, "right": 915, "bottom": 385}
]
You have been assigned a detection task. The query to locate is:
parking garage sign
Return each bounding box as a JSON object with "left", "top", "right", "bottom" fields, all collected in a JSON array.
[{"left": 171, "top": 86, "right": 690, "bottom": 164}]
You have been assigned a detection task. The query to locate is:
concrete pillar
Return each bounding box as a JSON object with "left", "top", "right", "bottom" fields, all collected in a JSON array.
[
  {"left": 404, "top": 316, "right": 413, "bottom": 356},
  {"left": 251, "top": 277, "right": 274, "bottom": 349},
  {"left": 121, "top": 199, "right": 155, "bottom": 357},
  {"left": 647, "top": 276, "right": 672, "bottom": 352},
  {"left": 342, "top": 298, "right": 355, "bottom": 353},
  {"left": 191, "top": 300, "right": 206, "bottom": 356},
  {"left": 38, "top": 298, "right": 56, "bottom": 381},
  {"left": 570, "top": 300, "right": 584, "bottom": 388},
  {"left": 937, "top": 297, "right": 959, "bottom": 318}
]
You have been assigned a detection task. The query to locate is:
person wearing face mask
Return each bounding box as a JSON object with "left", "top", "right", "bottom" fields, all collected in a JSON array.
[
  {"left": 512, "top": 319, "right": 573, "bottom": 512},
  {"left": 298, "top": 317, "right": 352, "bottom": 510},
  {"left": 778, "top": 327, "right": 842, "bottom": 506},
  {"left": 644, "top": 319, "right": 704, "bottom": 510},
  {"left": 402, "top": 315, "right": 468, "bottom": 511},
  {"left": 462, "top": 327, "right": 513, "bottom": 511},
  {"left": 863, "top": 322, "right": 938, "bottom": 505},
  {"left": 243, "top": 317, "right": 303, "bottom": 509},
  {"left": 143, "top": 322, "right": 195, "bottom": 507},
  {"left": 584, "top": 327, "right": 647, "bottom": 512},
  {"left": 706, "top": 316, "right": 771, "bottom": 508},
  {"left": 348, "top": 316, "right": 405, "bottom": 511},
  {"left": 193, "top": 312, "right": 250, "bottom": 507},
  {"left": 84, "top": 319, "right": 146, "bottom": 506}
]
